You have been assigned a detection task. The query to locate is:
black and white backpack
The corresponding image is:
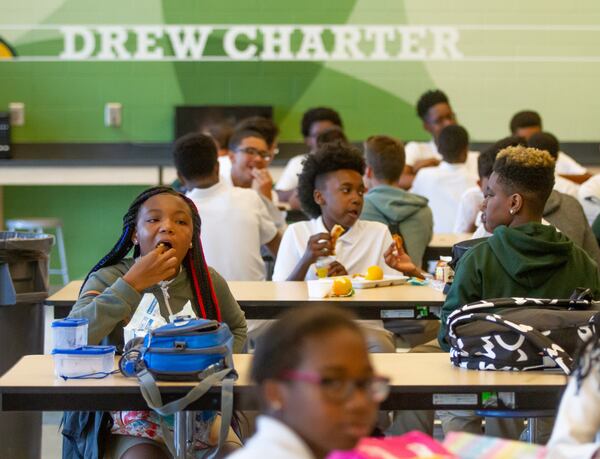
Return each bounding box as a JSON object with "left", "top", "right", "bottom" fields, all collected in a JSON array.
[{"left": 446, "top": 292, "right": 600, "bottom": 374}]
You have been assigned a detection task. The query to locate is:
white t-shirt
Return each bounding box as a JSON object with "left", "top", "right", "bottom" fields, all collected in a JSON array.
[
  {"left": 272, "top": 217, "right": 397, "bottom": 281},
  {"left": 554, "top": 175, "right": 580, "bottom": 198},
  {"left": 556, "top": 151, "right": 587, "bottom": 176},
  {"left": 547, "top": 359, "right": 600, "bottom": 459},
  {"left": 228, "top": 416, "right": 315, "bottom": 459},
  {"left": 186, "top": 182, "right": 277, "bottom": 281},
  {"left": 454, "top": 186, "right": 484, "bottom": 233},
  {"left": 275, "top": 154, "right": 307, "bottom": 191},
  {"left": 218, "top": 155, "right": 232, "bottom": 181},
  {"left": 410, "top": 161, "right": 479, "bottom": 233},
  {"left": 404, "top": 140, "right": 480, "bottom": 177},
  {"left": 579, "top": 175, "right": 600, "bottom": 225}
]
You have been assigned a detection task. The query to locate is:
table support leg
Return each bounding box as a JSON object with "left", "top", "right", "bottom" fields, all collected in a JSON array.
[{"left": 174, "top": 411, "right": 194, "bottom": 459}]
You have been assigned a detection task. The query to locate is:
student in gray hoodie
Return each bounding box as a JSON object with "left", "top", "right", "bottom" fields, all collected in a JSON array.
[{"left": 361, "top": 135, "right": 433, "bottom": 267}]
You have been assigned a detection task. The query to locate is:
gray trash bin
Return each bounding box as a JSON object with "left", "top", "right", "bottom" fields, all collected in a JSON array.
[{"left": 0, "top": 231, "right": 54, "bottom": 459}]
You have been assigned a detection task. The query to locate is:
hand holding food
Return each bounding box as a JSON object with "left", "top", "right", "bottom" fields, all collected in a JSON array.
[
  {"left": 251, "top": 168, "right": 274, "bottom": 200},
  {"left": 123, "top": 242, "right": 179, "bottom": 292},
  {"left": 327, "top": 260, "right": 348, "bottom": 277},
  {"left": 329, "top": 224, "right": 345, "bottom": 255},
  {"left": 303, "top": 232, "right": 333, "bottom": 265},
  {"left": 384, "top": 241, "right": 423, "bottom": 279}
]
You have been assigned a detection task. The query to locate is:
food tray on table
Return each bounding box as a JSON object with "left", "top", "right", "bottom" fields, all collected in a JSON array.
[{"left": 351, "top": 275, "right": 409, "bottom": 289}]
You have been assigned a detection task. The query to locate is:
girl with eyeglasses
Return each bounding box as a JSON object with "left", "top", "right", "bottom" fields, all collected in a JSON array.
[{"left": 229, "top": 305, "right": 389, "bottom": 459}]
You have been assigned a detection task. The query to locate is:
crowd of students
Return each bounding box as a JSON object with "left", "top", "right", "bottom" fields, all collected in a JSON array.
[{"left": 62, "top": 89, "right": 600, "bottom": 458}]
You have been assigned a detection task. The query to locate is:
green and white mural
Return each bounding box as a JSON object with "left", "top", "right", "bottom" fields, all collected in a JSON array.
[{"left": 2, "top": 0, "right": 600, "bottom": 142}]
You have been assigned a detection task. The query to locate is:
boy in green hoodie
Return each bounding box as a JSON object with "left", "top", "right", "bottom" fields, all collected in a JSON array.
[
  {"left": 361, "top": 135, "right": 433, "bottom": 267},
  {"left": 439, "top": 146, "right": 600, "bottom": 348},
  {"left": 436, "top": 145, "right": 600, "bottom": 440}
]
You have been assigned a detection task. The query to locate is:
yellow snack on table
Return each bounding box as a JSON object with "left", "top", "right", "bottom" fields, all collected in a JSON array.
[
  {"left": 331, "top": 277, "right": 353, "bottom": 296},
  {"left": 365, "top": 265, "right": 384, "bottom": 281}
]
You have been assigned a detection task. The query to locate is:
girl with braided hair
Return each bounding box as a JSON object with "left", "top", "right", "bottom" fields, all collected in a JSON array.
[{"left": 64, "top": 186, "right": 246, "bottom": 459}]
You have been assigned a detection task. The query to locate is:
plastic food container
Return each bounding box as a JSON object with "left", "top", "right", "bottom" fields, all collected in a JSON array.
[
  {"left": 307, "top": 278, "right": 334, "bottom": 298},
  {"left": 51, "top": 318, "right": 89, "bottom": 349},
  {"left": 52, "top": 345, "right": 115, "bottom": 378}
]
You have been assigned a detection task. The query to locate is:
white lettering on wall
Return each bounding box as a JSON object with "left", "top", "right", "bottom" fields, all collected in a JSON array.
[
  {"left": 165, "top": 26, "right": 213, "bottom": 59},
  {"left": 223, "top": 26, "right": 257, "bottom": 59},
  {"left": 96, "top": 26, "right": 131, "bottom": 60},
  {"left": 59, "top": 26, "right": 95, "bottom": 60},
  {"left": 133, "top": 26, "right": 164, "bottom": 60}
]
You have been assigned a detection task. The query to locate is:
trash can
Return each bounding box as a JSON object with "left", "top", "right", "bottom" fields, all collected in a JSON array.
[{"left": 0, "top": 231, "right": 54, "bottom": 459}]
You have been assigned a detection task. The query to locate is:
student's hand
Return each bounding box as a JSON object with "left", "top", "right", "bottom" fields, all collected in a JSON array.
[
  {"left": 122, "top": 247, "right": 179, "bottom": 293},
  {"left": 384, "top": 242, "right": 423, "bottom": 278},
  {"left": 413, "top": 158, "right": 440, "bottom": 172},
  {"left": 328, "top": 261, "right": 348, "bottom": 277},
  {"left": 251, "top": 168, "right": 274, "bottom": 200},
  {"left": 302, "top": 232, "right": 333, "bottom": 265}
]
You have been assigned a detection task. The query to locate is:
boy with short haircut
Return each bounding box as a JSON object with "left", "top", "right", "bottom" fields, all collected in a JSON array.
[
  {"left": 400, "top": 90, "right": 478, "bottom": 189},
  {"left": 173, "top": 132, "right": 281, "bottom": 281},
  {"left": 469, "top": 138, "right": 600, "bottom": 266},
  {"left": 436, "top": 146, "right": 600, "bottom": 439},
  {"left": 225, "top": 128, "right": 286, "bottom": 229},
  {"left": 361, "top": 135, "right": 433, "bottom": 266},
  {"left": 410, "top": 125, "right": 478, "bottom": 233},
  {"left": 275, "top": 107, "right": 344, "bottom": 197},
  {"left": 510, "top": 110, "right": 591, "bottom": 182},
  {"left": 528, "top": 131, "right": 579, "bottom": 197}
]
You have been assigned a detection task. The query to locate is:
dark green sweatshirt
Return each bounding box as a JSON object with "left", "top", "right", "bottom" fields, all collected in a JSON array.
[
  {"left": 361, "top": 184, "right": 433, "bottom": 266},
  {"left": 438, "top": 222, "right": 600, "bottom": 350},
  {"left": 69, "top": 259, "right": 247, "bottom": 352}
]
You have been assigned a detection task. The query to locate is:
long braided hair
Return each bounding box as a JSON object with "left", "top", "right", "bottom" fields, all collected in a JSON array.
[{"left": 81, "top": 186, "right": 221, "bottom": 321}]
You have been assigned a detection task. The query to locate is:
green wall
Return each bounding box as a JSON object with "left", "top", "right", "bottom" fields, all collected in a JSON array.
[
  {"left": 3, "top": 0, "right": 600, "bottom": 284},
  {"left": 4, "top": 186, "right": 148, "bottom": 283}
]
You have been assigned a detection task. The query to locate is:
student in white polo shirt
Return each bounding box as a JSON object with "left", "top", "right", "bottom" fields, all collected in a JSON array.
[
  {"left": 509, "top": 110, "right": 592, "bottom": 183},
  {"left": 275, "top": 107, "right": 344, "bottom": 206},
  {"left": 173, "top": 132, "right": 281, "bottom": 281},
  {"left": 272, "top": 141, "right": 421, "bottom": 354},
  {"left": 224, "top": 128, "right": 286, "bottom": 230},
  {"left": 411, "top": 125, "right": 478, "bottom": 233},
  {"left": 400, "top": 89, "right": 479, "bottom": 189}
]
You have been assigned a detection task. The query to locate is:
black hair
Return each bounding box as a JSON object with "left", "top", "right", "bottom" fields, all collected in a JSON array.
[
  {"left": 301, "top": 107, "right": 343, "bottom": 138},
  {"left": 493, "top": 146, "right": 555, "bottom": 211},
  {"left": 173, "top": 132, "right": 218, "bottom": 181},
  {"left": 315, "top": 126, "right": 349, "bottom": 148},
  {"left": 364, "top": 135, "right": 405, "bottom": 182},
  {"left": 416, "top": 89, "right": 449, "bottom": 120},
  {"left": 251, "top": 305, "right": 362, "bottom": 386},
  {"left": 81, "top": 186, "right": 222, "bottom": 321},
  {"left": 200, "top": 121, "right": 234, "bottom": 150},
  {"left": 228, "top": 129, "right": 267, "bottom": 151},
  {"left": 509, "top": 110, "right": 542, "bottom": 134},
  {"left": 235, "top": 116, "right": 279, "bottom": 148},
  {"left": 527, "top": 131, "right": 560, "bottom": 160},
  {"left": 478, "top": 136, "right": 526, "bottom": 179},
  {"left": 297, "top": 141, "right": 365, "bottom": 218},
  {"left": 437, "top": 125, "right": 469, "bottom": 162}
]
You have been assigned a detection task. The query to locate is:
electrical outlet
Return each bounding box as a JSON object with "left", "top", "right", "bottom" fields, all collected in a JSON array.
[
  {"left": 104, "top": 102, "right": 122, "bottom": 127},
  {"left": 9, "top": 102, "right": 25, "bottom": 126}
]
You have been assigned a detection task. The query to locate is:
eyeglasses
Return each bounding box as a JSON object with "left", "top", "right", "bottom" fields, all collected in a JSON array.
[
  {"left": 281, "top": 370, "right": 390, "bottom": 403},
  {"left": 235, "top": 146, "right": 276, "bottom": 161}
]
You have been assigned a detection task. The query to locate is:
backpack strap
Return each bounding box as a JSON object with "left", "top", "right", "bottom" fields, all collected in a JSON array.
[
  {"left": 137, "top": 368, "right": 234, "bottom": 458},
  {"left": 447, "top": 311, "right": 576, "bottom": 373}
]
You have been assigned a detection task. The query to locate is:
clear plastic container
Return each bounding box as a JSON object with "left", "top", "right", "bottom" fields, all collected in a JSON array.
[
  {"left": 51, "top": 345, "right": 115, "bottom": 378},
  {"left": 51, "top": 318, "right": 89, "bottom": 349}
]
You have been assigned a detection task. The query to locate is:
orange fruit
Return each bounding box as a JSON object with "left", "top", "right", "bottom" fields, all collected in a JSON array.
[
  {"left": 365, "top": 265, "right": 384, "bottom": 281},
  {"left": 331, "top": 277, "right": 353, "bottom": 296}
]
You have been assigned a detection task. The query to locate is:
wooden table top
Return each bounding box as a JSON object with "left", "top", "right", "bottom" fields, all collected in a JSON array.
[
  {"left": 0, "top": 354, "right": 567, "bottom": 411},
  {"left": 46, "top": 281, "right": 446, "bottom": 320},
  {"left": 428, "top": 233, "right": 474, "bottom": 248}
]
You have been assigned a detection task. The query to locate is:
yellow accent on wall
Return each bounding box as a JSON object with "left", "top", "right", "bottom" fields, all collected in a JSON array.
[{"left": 0, "top": 42, "right": 14, "bottom": 59}]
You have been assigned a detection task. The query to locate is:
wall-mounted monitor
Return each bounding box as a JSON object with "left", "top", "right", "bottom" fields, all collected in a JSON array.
[{"left": 174, "top": 105, "right": 273, "bottom": 140}]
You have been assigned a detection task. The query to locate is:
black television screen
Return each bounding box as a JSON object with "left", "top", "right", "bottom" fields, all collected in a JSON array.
[{"left": 174, "top": 105, "right": 273, "bottom": 140}]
